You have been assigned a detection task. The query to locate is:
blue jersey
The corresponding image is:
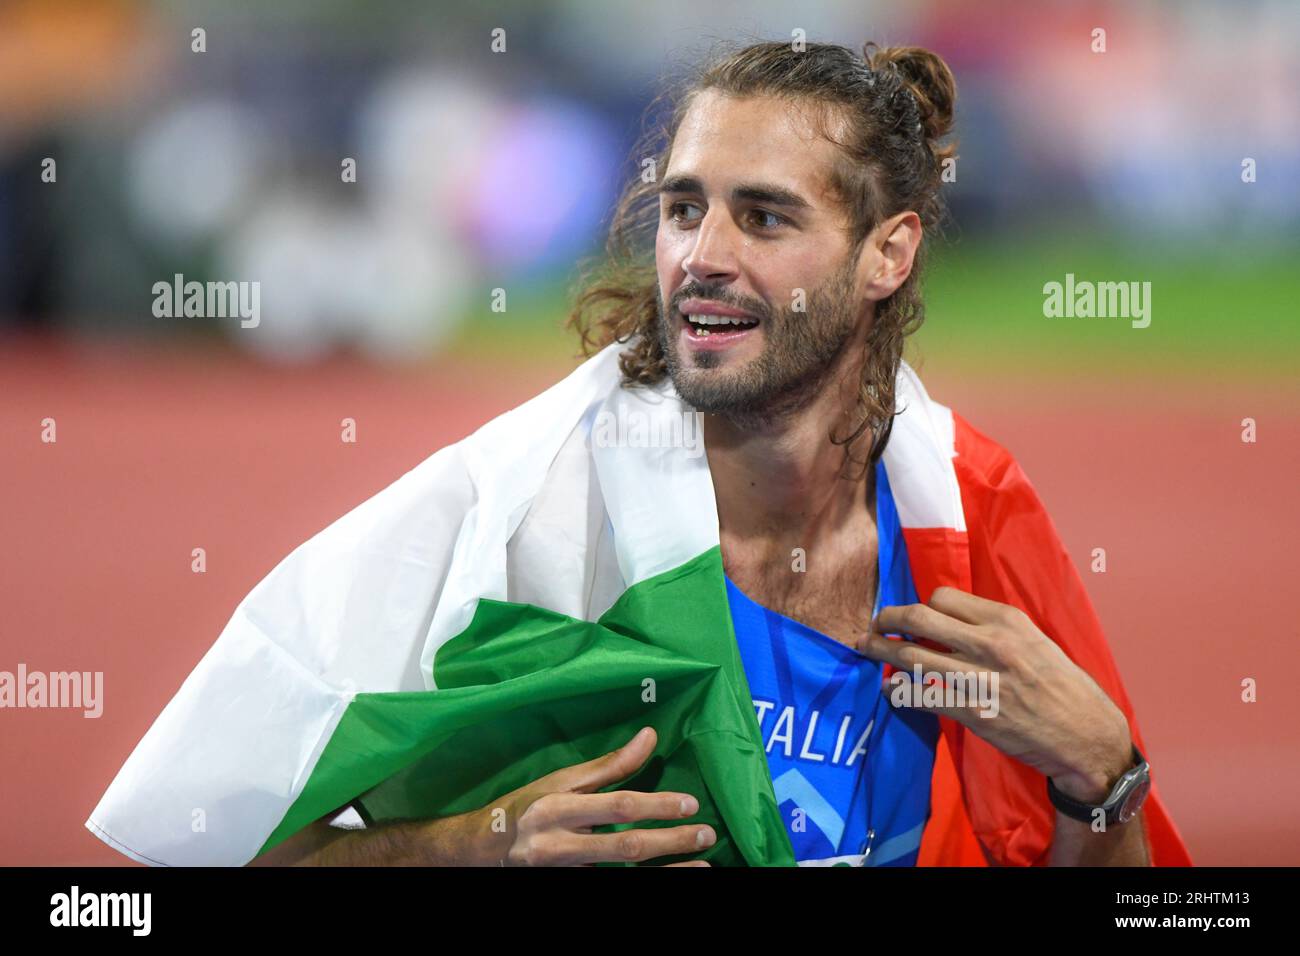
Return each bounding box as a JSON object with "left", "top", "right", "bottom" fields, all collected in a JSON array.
[{"left": 726, "top": 460, "right": 940, "bottom": 866}]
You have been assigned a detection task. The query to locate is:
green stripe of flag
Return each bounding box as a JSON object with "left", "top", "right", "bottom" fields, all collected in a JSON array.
[{"left": 260, "top": 547, "right": 796, "bottom": 866}]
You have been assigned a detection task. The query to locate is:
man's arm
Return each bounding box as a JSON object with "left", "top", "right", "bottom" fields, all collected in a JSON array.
[
  {"left": 245, "top": 727, "right": 714, "bottom": 867},
  {"left": 978, "top": 812, "right": 1150, "bottom": 867},
  {"left": 938, "top": 410, "right": 1191, "bottom": 866},
  {"left": 866, "top": 589, "right": 1157, "bottom": 867},
  {"left": 1046, "top": 737, "right": 1150, "bottom": 866},
  {"left": 1048, "top": 812, "right": 1149, "bottom": 867},
  {"left": 247, "top": 809, "right": 489, "bottom": 866}
]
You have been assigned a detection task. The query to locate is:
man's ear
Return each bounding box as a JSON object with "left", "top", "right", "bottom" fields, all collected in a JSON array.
[{"left": 860, "top": 211, "right": 922, "bottom": 302}]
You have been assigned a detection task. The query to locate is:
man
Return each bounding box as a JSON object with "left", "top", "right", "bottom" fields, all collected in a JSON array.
[{"left": 86, "top": 40, "right": 1190, "bottom": 867}]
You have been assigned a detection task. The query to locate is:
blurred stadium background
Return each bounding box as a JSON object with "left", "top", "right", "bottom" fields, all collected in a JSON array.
[{"left": 1, "top": 0, "right": 1297, "bottom": 865}]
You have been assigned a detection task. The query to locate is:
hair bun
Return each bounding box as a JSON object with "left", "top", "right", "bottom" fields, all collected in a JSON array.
[{"left": 863, "top": 43, "right": 956, "bottom": 160}]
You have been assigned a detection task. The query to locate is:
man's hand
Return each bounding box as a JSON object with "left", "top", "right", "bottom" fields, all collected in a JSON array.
[
  {"left": 249, "top": 726, "right": 714, "bottom": 867},
  {"left": 471, "top": 726, "right": 715, "bottom": 866},
  {"left": 863, "top": 587, "right": 1132, "bottom": 798},
  {"left": 861, "top": 586, "right": 1150, "bottom": 865}
]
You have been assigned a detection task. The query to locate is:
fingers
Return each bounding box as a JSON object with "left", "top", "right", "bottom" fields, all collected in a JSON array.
[
  {"left": 885, "top": 673, "right": 966, "bottom": 722},
  {"left": 545, "top": 726, "right": 658, "bottom": 794},
  {"left": 872, "top": 601, "right": 981, "bottom": 655},
  {"left": 520, "top": 823, "right": 716, "bottom": 866},
  {"left": 491, "top": 727, "right": 720, "bottom": 867},
  {"left": 537, "top": 789, "right": 700, "bottom": 831},
  {"left": 861, "top": 625, "right": 963, "bottom": 673},
  {"left": 928, "top": 585, "right": 1023, "bottom": 629}
]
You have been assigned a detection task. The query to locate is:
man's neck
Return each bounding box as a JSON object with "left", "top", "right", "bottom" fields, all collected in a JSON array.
[
  {"left": 703, "top": 342, "right": 875, "bottom": 546},
  {"left": 702, "top": 333, "right": 882, "bottom": 646},
  {"left": 705, "top": 409, "right": 870, "bottom": 544}
]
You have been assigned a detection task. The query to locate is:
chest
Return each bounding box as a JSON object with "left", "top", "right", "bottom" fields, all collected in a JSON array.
[{"left": 720, "top": 532, "right": 879, "bottom": 653}]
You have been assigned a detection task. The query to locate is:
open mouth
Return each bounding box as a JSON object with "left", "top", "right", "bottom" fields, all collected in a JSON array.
[{"left": 682, "top": 313, "right": 760, "bottom": 337}]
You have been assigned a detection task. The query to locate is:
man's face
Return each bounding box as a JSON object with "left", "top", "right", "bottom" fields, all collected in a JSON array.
[{"left": 655, "top": 91, "right": 867, "bottom": 421}]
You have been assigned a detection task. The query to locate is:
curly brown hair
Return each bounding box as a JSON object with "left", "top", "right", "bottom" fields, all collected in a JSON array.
[{"left": 568, "top": 39, "right": 957, "bottom": 466}]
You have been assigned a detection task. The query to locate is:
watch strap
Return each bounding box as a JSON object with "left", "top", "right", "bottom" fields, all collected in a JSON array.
[{"left": 1047, "top": 745, "right": 1148, "bottom": 824}]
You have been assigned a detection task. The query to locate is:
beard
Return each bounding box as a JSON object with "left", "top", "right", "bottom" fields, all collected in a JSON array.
[{"left": 656, "top": 254, "right": 863, "bottom": 429}]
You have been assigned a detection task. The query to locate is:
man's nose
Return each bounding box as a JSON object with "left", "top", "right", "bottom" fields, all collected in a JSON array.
[{"left": 681, "top": 210, "right": 741, "bottom": 284}]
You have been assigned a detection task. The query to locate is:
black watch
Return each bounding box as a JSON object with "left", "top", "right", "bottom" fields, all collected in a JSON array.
[{"left": 1046, "top": 745, "right": 1150, "bottom": 826}]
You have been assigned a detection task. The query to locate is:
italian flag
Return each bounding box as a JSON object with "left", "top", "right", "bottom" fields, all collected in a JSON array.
[{"left": 86, "top": 344, "right": 1191, "bottom": 866}]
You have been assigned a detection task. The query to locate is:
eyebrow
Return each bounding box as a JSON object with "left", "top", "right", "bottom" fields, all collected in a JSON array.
[{"left": 658, "top": 175, "right": 812, "bottom": 211}]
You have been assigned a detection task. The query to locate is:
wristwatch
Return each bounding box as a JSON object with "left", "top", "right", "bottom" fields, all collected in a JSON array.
[{"left": 1046, "top": 745, "right": 1150, "bottom": 826}]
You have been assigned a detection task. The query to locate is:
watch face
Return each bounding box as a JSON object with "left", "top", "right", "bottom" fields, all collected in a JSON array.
[{"left": 1118, "top": 778, "right": 1151, "bottom": 824}]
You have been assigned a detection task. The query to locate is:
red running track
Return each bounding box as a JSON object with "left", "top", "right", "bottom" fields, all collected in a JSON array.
[{"left": 1, "top": 336, "right": 1296, "bottom": 865}]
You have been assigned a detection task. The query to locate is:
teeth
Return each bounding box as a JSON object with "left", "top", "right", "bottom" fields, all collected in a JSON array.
[{"left": 685, "top": 313, "right": 753, "bottom": 326}]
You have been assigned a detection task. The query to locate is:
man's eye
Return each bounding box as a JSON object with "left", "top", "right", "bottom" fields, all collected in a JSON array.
[
  {"left": 668, "top": 201, "right": 703, "bottom": 223},
  {"left": 748, "top": 209, "right": 785, "bottom": 229}
]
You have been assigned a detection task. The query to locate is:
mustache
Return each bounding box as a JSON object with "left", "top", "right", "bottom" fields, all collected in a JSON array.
[{"left": 669, "top": 284, "right": 771, "bottom": 321}]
